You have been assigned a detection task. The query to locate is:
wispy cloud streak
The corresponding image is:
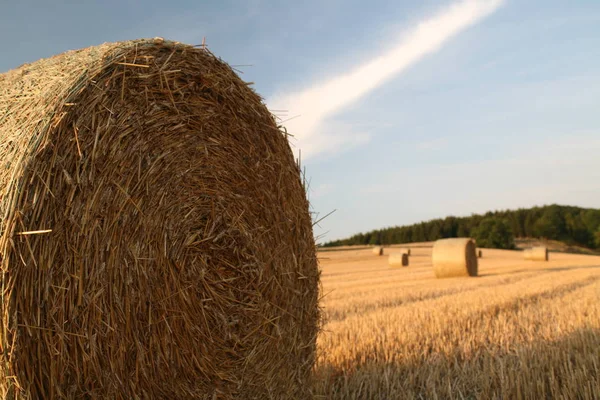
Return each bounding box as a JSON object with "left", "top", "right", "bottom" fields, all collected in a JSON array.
[{"left": 270, "top": 0, "right": 504, "bottom": 159}]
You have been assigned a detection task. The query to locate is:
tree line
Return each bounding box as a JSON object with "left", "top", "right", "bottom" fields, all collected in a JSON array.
[{"left": 321, "top": 204, "right": 600, "bottom": 250}]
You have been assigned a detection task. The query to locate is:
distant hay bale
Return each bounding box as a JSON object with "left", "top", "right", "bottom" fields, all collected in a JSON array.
[
  {"left": 478, "top": 249, "right": 483, "bottom": 258},
  {"left": 0, "top": 39, "right": 319, "bottom": 399},
  {"left": 389, "top": 253, "right": 409, "bottom": 267},
  {"left": 432, "top": 238, "right": 478, "bottom": 278},
  {"left": 524, "top": 246, "right": 549, "bottom": 261},
  {"left": 373, "top": 246, "right": 384, "bottom": 256}
]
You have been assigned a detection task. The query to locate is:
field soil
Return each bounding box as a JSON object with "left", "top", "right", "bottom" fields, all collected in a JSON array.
[{"left": 313, "top": 244, "right": 600, "bottom": 399}]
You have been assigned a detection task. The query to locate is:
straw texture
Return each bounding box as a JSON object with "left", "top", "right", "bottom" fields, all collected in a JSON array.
[
  {"left": 432, "top": 238, "right": 478, "bottom": 278},
  {"left": 388, "top": 253, "right": 409, "bottom": 267},
  {"left": 0, "top": 39, "right": 319, "bottom": 399},
  {"left": 524, "top": 247, "right": 548, "bottom": 261}
]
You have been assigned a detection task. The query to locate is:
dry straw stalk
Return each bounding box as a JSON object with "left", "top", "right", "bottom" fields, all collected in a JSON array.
[
  {"left": 432, "top": 238, "right": 478, "bottom": 278},
  {"left": 0, "top": 38, "right": 319, "bottom": 399}
]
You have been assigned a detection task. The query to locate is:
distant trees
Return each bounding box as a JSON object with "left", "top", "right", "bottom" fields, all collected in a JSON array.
[
  {"left": 534, "top": 205, "right": 566, "bottom": 240},
  {"left": 321, "top": 205, "right": 600, "bottom": 250},
  {"left": 368, "top": 232, "right": 382, "bottom": 246},
  {"left": 472, "top": 218, "right": 515, "bottom": 249}
]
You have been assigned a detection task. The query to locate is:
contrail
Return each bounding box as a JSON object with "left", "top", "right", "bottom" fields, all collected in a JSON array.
[{"left": 269, "top": 0, "right": 505, "bottom": 159}]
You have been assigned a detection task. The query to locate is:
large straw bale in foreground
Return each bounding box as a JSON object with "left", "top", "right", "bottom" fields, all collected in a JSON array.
[
  {"left": 524, "top": 246, "right": 549, "bottom": 261},
  {"left": 432, "top": 238, "right": 478, "bottom": 278},
  {"left": 389, "top": 253, "right": 409, "bottom": 267},
  {"left": 0, "top": 39, "right": 319, "bottom": 399}
]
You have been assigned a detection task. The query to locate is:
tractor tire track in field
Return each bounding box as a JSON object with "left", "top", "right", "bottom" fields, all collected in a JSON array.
[
  {"left": 324, "top": 267, "right": 590, "bottom": 323},
  {"left": 477, "top": 274, "right": 600, "bottom": 321}
]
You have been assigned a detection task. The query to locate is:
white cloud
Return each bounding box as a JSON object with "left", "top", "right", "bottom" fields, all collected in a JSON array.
[{"left": 269, "top": 0, "right": 505, "bottom": 160}]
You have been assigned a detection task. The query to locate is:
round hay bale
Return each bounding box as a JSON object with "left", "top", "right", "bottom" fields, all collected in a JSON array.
[
  {"left": 432, "top": 238, "right": 478, "bottom": 278},
  {"left": 0, "top": 39, "right": 319, "bottom": 399},
  {"left": 524, "top": 246, "right": 548, "bottom": 261},
  {"left": 389, "top": 253, "right": 409, "bottom": 267},
  {"left": 478, "top": 249, "right": 483, "bottom": 258},
  {"left": 373, "top": 246, "right": 384, "bottom": 256}
]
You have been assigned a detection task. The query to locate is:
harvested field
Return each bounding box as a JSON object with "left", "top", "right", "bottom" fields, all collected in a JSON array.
[{"left": 314, "top": 244, "right": 600, "bottom": 399}]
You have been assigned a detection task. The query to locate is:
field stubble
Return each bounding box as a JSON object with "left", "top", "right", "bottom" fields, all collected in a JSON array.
[{"left": 314, "top": 245, "right": 600, "bottom": 399}]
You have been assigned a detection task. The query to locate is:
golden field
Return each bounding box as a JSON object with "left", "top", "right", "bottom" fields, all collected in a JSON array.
[{"left": 313, "top": 244, "right": 600, "bottom": 399}]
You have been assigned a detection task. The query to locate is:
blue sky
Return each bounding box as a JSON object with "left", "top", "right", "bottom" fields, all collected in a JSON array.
[{"left": 2, "top": 0, "right": 599, "bottom": 242}]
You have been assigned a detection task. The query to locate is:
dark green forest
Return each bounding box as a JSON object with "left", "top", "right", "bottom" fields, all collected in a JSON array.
[{"left": 322, "top": 205, "right": 600, "bottom": 250}]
